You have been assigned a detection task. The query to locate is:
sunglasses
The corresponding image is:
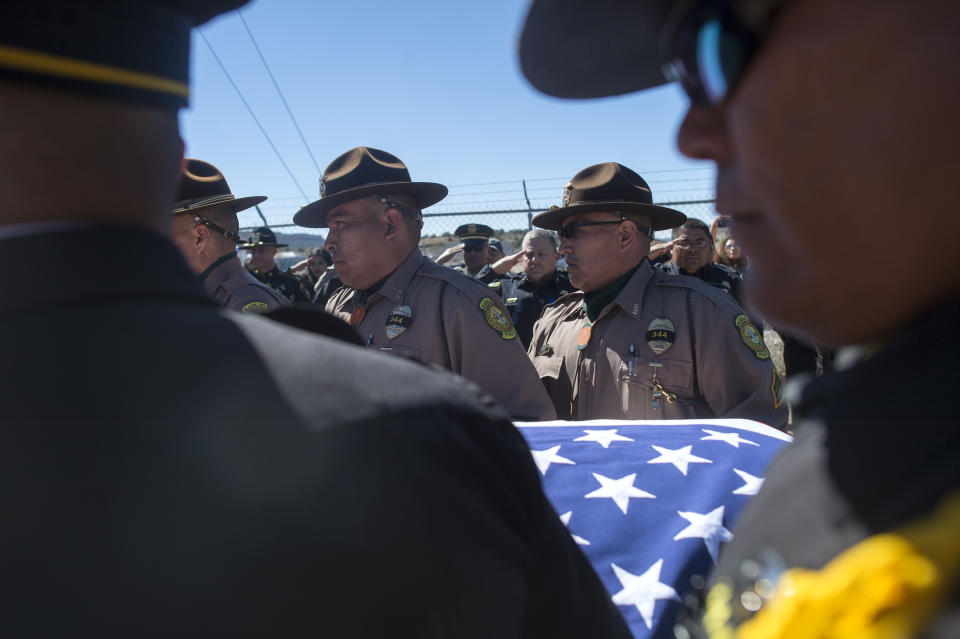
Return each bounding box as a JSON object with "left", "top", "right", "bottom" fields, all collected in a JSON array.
[
  {"left": 559, "top": 217, "right": 653, "bottom": 240},
  {"left": 462, "top": 244, "right": 487, "bottom": 253},
  {"left": 662, "top": 0, "right": 781, "bottom": 105}
]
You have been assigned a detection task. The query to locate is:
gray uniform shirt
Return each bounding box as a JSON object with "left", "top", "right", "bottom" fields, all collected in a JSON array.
[
  {"left": 201, "top": 253, "right": 290, "bottom": 313},
  {"left": 529, "top": 259, "right": 787, "bottom": 426},
  {"left": 326, "top": 248, "right": 556, "bottom": 421}
]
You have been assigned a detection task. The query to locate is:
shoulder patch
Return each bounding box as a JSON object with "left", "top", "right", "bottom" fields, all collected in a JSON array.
[
  {"left": 240, "top": 301, "right": 270, "bottom": 313},
  {"left": 735, "top": 313, "right": 770, "bottom": 360},
  {"left": 479, "top": 296, "right": 517, "bottom": 340}
]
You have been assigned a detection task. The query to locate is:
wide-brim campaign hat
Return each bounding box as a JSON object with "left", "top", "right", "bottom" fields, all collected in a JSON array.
[
  {"left": 293, "top": 146, "right": 448, "bottom": 228},
  {"left": 237, "top": 227, "right": 288, "bottom": 249},
  {"left": 172, "top": 159, "right": 266, "bottom": 216},
  {"left": 455, "top": 223, "right": 495, "bottom": 248},
  {"left": 532, "top": 162, "right": 686, "bottom": 231},
  {"left": 0, "top": 0, "right": 251, "bottom": 108},
  {"left": 518, "top": 0, "right": 676, "bottom": 99}
]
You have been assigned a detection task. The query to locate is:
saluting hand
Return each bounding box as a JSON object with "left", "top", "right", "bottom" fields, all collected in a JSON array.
[
  {"left": 490, "top": 250, "right": 524, "bottom": 275},
  {"left": 436, "top": 243, "right": 464, "bottom": 265}
]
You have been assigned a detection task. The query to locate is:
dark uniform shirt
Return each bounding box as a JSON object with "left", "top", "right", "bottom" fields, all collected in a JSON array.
[
  {"left": 477, "top": 265, "right": 574, "bottom": 350},
  {"left": 681, "top": 299, "right": 960, "bottom": 639},
  {"left": 248, "top": 265, "right": 311, "bottom": 303},
  {"left": 657, "top": 261, "right": 745, "bottom": 306},
  {"left": 0, "top": 225, "right": 631, "bottom": 638}
]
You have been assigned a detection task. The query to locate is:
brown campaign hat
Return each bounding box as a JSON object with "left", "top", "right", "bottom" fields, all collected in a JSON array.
[
  {"left": 293, "top": 147, "right": 448, "bottom": 228},
  {"left": 532, "top": 162, "right": 686, "bottom": 231},
  {"left": 0, "top": 0, "right": 251, "bottom": 108},
  {"left": 172, "top": 159, "right": 266, "bottom": 216},
  {"left": 518, "top": 0, "right": 675, "bottom": 99},
  {"left": 237, "top": 227, "right": 287, "bottom": 249}
]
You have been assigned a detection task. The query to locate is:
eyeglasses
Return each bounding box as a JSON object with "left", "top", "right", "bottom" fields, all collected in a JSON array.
[
  {"left": 662, "top": 1, "right": 781, "bottom": 105},
  {"left": 674, "top": 238, "right": 712, "bottom": 250},
  {"left": 462, "top": 244, "right": 487, "bottom": 253},
  {"left": 174, "top": 211, "right": 241, "bottom": 243},
  {"left": 559, "top": 217, "right": 653, "bottom": 240}
]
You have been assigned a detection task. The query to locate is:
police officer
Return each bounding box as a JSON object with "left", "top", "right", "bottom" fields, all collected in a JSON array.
[
  {"left": 656, "top": 218, "right": 745, "bottom": 304},
  {"left": 293, "top": 146, "right": 555, "bottom": 421},
  {"left": 477, "top": 228, "right": 573, "bottom": 349},
  {"left": 170, "top": 159, "right": 289, "bottom": 312},
  {"left": 239, "top": 226, "right": 311, "bottom": 303},
  {"left": 435, "top": 223, "right": 495, "bottom": 276},
  {"left": 0, "top": 2, "right": 631, "bottom": 636},
  {"left": 520, "top": 0, "right": 960, "bottom": 637},
  {"left": 287, "top": 247, "right": 329, "bottom": 294},
  {"left": 487, "top": 237, "right": 505, "bottom": 263},
  {"left": 528, "top": 162, "right": 786, "bottom": 426}
]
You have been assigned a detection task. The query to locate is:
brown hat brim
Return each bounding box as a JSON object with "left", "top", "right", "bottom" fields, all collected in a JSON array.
[
  {"left": 532, "top": 201, "right": 686, "bottom": 232},
  {"left": 519, "top": 0, "right": 673, "bottom": 99},
  {"left": 173, "top": 195, "right": 267, "bottom": 217},
  {"left": 237, "top": 241, "right": 288, "bottom": 249},
  {"left": 293, "top": 182, "right": 448, "bottom": 229}
]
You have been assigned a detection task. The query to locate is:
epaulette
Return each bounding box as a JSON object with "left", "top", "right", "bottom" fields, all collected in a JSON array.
[
  {"left": 418, "top": 261, "right": 498, "bottom": 299},
  {"left": 539, "top": 290, "right": 584, "bottom": 322},
  {"left": 652, "top": 270, "right": 742, "bottom": 313}
]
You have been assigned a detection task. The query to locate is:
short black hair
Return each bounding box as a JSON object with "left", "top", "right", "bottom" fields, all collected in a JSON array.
[{"left": 672, "top": 218, "right": 712, "bottom": 241}]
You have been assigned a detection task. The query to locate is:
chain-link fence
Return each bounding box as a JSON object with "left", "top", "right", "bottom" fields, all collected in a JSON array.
[{"left": 238, "top": 169, "right": 718, "bottom": 256}]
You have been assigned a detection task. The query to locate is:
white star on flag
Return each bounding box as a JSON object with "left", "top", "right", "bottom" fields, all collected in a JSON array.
[
  {"left": 530, "top": 445, "right": 576, "bottom": 476},
  {"left": 559, "top": 511, "right": 591, "bottom": 546},
  {"left": 673, "top": 506, "right": 734, "bottom": 563},
  {"left": 585, "top": 472, "right": 655, "bottom": 514},
  {"left": 701, "top": 428, "right": 760, "bottom": 448},
  {"left": 647, "top": 444, "right": 712, "bottom": 476},
  {"left": 574, "top": 429, "right": 635, "bottom": 449},
  {"left": 732, "top": 468, "right": 764, "bottom": 495},
  {"left": 610, "top": 559, "right": 680, "bottom": 629}
]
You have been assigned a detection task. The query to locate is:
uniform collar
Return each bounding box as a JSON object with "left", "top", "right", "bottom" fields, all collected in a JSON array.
[
  {"left": 199, "top": 252, "right": 237, "bottom": 282},
  {"left": 370, "top": 247, "right": 424, "bottom": 304},
  {"left": 0, "top": 224, "right": 212, "bottom": 317},
  {"left": 580, "top": 259, "right": 654, "bottom": 323}
]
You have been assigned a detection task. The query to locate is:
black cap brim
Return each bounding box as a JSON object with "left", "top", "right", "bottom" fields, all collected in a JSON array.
[
  {"left": 518, "top": 0, "right": 674, "bottom": 99},
  {"left": 532, "top": 201, "right": 685, "bottom": 231},
  {"left": 293, "top": 182, "right": 448, "bottom": 229}
]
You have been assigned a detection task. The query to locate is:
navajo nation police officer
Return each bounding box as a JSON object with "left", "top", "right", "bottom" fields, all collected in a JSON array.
[
  {"left": 436, "top": 222, "right": 495, "bottom": 277},
  {"left": 294, "top": 146, "right": 555, "bottom": 420},
  {"left": 521, "top": 1, "right": 960, "bottom": 637},
  {"left": 239, "top": 226, "right": 311, "bottom": 303},
  {"left": 170, "top": 159, "right": 289, "bottom": 312},
  {"left": 528, "top": 162, "right": 786, "bottom": 426}
]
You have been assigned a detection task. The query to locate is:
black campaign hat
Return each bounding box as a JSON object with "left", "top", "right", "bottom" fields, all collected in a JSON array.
[
  {"left": 518, "top": 0, "right": 675, "bottom": 99},
  {"left": 293, "top": 147, "right": 448, "bottom": 228},
  {"left": 532, "top": 162, "right": 686, "bottom": 231},
  {"left": 455, "top": 223, "right": 495, "bottom": 248},
  {"left": 173, "top": 159, "right": 266, "bottom": 216},
  {"left": 0, "top": 0, "right": 252, "bottom": 108},
  {"left": 238, "top": 227, "right": 287, "bottom": 249}
]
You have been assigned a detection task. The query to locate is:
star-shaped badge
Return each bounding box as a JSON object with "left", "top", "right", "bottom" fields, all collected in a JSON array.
[
  {"left": 700, "top": 429, "right": 760, "bottom": 448},
  {"left": 585, "top": 472, "right": 655, "bottom": 514},
  {"left": 673, "top": 505, "right": 734, "bottom": 563},
  {"left": 647, "top": 444, "right": 712, "bottom": 476},
  {"left": 574, "top": 429, "right": 635, "bottom": 449},
  {"left": 610, "top": 559, "right": 680, "bottom": 629},
  {"left": 530, "top": 445, "right": 576, "bottom": 476}
]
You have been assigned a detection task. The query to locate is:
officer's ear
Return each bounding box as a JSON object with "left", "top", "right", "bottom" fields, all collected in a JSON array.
[
  {"left": 382, "top": 206, "right": 403, "bottom": 240},
  {"left": 193, "top": 222, "right": 211, "bottom": 250},
  {"left": 617, "top": 220, "right": 637, "bottom": 252}
]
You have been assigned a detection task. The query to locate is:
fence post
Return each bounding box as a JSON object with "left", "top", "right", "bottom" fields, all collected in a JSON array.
[{"left": 522, "top": 179, "right": 533, "bottom": 230}]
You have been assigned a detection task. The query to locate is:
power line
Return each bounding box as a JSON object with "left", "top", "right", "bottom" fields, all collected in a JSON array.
[
  {"left": 236, "top": 9, "right": 323, "bottom": 175},
  {"left": 199, "top": 29, "right": 309, "bottom": 202}
]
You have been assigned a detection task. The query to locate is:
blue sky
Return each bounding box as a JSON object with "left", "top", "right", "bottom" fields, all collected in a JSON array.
[{"left": 180, "top": 0, "right": 715, "bottom": 236}]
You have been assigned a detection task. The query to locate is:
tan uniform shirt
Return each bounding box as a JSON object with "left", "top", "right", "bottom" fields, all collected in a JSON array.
[
  {"left": 529, "top": 259, "right": 787, "bottom": 426},
  {"left": 201, "top": 254, "right": 290, "bottom": 313},
  {"left": 326, "top": 248, "right": 556, "bottom": 420}
]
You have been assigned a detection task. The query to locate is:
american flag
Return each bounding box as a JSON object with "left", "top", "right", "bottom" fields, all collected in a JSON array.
[{"left": 515, "top": 419, "right": 792, "bottom": 639}]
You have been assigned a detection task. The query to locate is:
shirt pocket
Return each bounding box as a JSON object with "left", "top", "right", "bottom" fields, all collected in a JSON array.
[
  {"left": 533, "top": 353, "right": 564, "bottom": 382},
  {"left": 617, "top": 357, "right": 695, "bottom": 416}
]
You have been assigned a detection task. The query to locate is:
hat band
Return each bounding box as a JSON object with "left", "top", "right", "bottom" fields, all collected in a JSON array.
[
  {"left": 567, "top": 196, "right": 653, "bottom": 207},
  {"left": 0, "top": 44, "right": 190, "bottom": 98},
  {"left": 172, "top": 193, "right": 237, "bottom": 214},
  {"left": 323, "top": 178, "right": 412, "bottom": 198}
]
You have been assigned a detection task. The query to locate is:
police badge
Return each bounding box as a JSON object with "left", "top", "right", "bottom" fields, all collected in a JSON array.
[
  {"left": 385, "top": 305, "right": 413, "bottom": 339},
  {"left": 561, "top": 181, "right": 573, "bottom": 207},
  {"left": 646, "top": 317, "right": 676, "bottom": 355},
  {"left": 318, "top": 175, "right": 327, "bottom": 198}
]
